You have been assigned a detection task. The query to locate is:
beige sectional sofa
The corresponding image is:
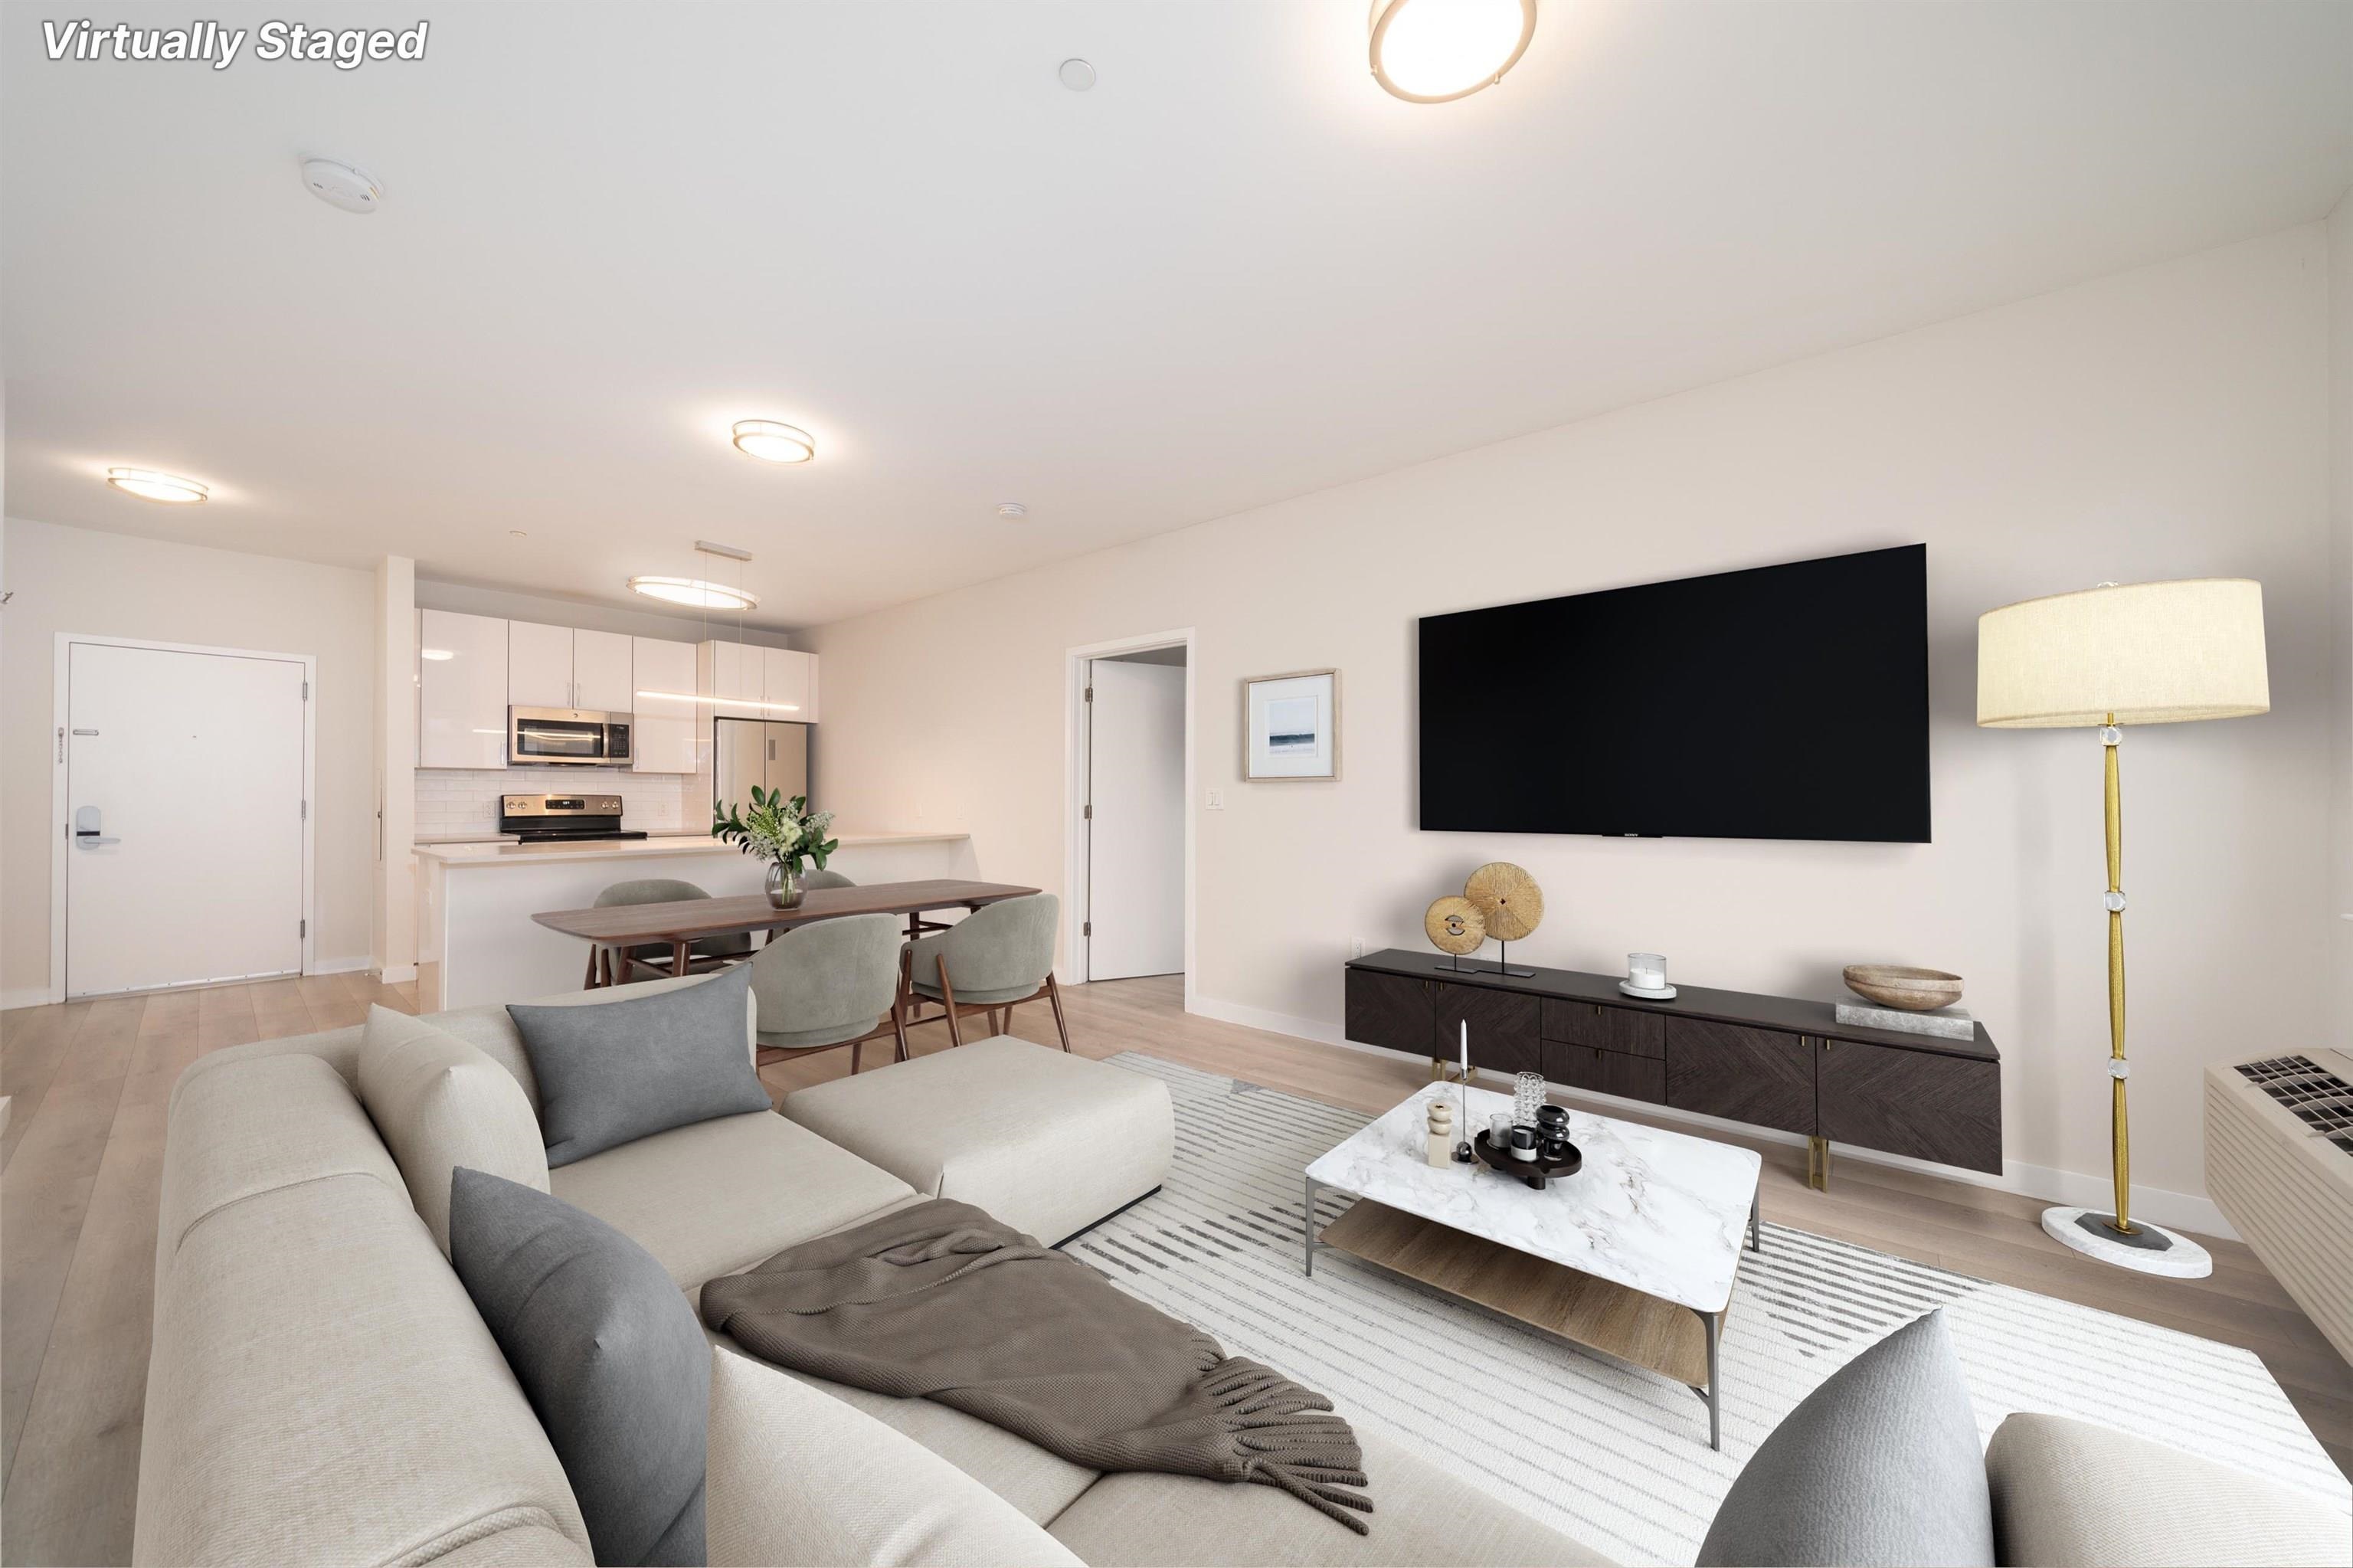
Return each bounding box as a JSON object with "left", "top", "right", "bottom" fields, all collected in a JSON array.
[
  {"left": 139, "top": 977, "right": 2348, "bottom": 1568},
  {"left": 136, "top": 980, "right": 1602, "bottom": 1568}
]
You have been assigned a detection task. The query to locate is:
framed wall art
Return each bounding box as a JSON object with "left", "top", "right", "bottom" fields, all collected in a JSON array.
[{"left": 1242, "top": 669, "right": 1338, "bottom": 781}]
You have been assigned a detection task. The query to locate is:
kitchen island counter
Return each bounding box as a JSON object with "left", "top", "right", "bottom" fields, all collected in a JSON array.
[
  {"left": 414, "top": 830, "right": 967, "bottom": 867},
  {"left": 414, "top": 830, "right": 978, "bottom": 1010}
]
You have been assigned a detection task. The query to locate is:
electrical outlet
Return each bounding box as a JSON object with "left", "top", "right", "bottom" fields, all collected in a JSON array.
[
  {"left": 1350, "top": 938, "right": 1368, "bottom": 959},
  {"left": 1206, "top": 789, "right": 1224, "bottom": 810}
]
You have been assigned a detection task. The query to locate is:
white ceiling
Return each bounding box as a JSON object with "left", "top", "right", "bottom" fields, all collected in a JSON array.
[{"left": 7, "top": 1, "right": 2350, "bottom": 630}]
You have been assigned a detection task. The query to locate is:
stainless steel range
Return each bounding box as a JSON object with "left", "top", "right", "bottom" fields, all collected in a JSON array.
[{"left": 497, "top": 793, "right": 649, "bottom": 844}]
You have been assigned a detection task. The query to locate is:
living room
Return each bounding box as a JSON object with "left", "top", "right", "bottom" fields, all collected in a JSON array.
[{"left": 4, "top": 4, "right": 2351, "bottom": 1566}]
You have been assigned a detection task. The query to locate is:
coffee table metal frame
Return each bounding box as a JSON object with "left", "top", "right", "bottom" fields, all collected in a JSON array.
[{"left": 1300, "top": 1093, "right": 1762, "bottom": 1451}]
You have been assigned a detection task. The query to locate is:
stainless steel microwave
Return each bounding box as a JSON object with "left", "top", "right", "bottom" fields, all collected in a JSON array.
[{"left": 508, "top": 706, "right": 633, "bottom": 767}]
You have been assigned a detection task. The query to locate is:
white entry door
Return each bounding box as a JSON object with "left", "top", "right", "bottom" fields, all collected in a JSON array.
[
  {"left": 65, "top": 641, "right": 309, "bottom": 997},
  {"left": 1086, "top": 657, "right": 1185, "bottom": 980}
]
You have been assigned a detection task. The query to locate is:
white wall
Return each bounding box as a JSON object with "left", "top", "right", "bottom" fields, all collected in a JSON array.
[
  {"left": 2, "top": 518, "right": 379, "bottom": 999},
  {"left": 807, "top": 224, "right": 2337, "bottom": 1229},
  {"left": 2331, "top": 188, "right": 2353, "bottom": 1049},
  {"left": 414, "top": 578, "right": 796, "bottom": 649},
  {"left": 374, "top": 555, "right": 418, "bottom": 980}
]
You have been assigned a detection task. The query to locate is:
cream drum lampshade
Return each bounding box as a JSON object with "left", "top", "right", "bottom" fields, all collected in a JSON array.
[{"left": 1976, "top": 578, "right": 2270, "bottom": 728}]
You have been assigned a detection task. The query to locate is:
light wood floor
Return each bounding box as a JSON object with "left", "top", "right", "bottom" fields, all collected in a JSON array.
[{"left": 4, "top": 971, "right": 2346, "bottom": 1566}]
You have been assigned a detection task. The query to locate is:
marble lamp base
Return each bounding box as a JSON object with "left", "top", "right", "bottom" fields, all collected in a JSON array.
[{"left": 2041, "top": 1206, "right": 2213, "bottom": 1278}]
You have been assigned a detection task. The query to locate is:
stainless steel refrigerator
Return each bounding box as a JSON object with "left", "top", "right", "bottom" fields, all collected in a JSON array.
[{"left": 712, "top": 718, "right": 810, "bottom": 818}]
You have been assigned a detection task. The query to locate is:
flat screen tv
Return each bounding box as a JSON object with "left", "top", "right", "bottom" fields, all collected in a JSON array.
[{"left": 1418, "top": 545, "right": 1929, "bottom": 842}]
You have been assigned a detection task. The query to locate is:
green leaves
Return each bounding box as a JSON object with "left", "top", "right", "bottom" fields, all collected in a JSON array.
[{"left": 712, "top": 784, "right": 838, "bottom": 873}]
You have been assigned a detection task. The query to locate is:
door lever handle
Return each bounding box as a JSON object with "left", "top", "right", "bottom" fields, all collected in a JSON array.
[{"left": 74, "top": 832, "right": 121, "bottom": 848}]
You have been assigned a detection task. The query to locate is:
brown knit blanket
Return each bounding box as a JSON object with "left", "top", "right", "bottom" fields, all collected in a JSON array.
[{"left": 701, "top": 1198, "right": 1373, "bottom": 1532}]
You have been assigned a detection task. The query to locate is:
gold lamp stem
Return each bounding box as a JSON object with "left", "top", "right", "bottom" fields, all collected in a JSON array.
[{"left": 2103, "top": 715, "right": 2132, "bottom": 1234}]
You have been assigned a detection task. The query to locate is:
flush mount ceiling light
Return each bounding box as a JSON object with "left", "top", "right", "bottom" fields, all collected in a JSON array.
[
  {"left": 105, "top": 466, "right": 209, "bottom": 504},
  {"left": 730, "top": 420, "right": 815, "bottom": 464},
  {"left": 996, "top": 502, "right": 1029, "bottom": 521},
  {"left": 1368, "top": 0, "right": 1536, "bottom": 103},
  {"left": 627, "top": 576, "right": 761, "bottom": 611}
]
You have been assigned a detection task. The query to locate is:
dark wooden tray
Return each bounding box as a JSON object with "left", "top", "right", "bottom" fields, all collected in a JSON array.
[{"left": 1473, "top": 1129, "right": 1582, "bottom": 1190}]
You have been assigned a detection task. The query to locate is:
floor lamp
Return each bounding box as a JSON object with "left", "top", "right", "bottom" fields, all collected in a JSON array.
[{"left": 1976, "top": 578, "right": 2270, "bottom": 1278}]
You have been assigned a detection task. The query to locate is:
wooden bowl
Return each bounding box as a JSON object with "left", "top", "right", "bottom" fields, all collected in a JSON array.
[{"left": 1843, "top": 965, "right": 1964, "bottom": 1012}]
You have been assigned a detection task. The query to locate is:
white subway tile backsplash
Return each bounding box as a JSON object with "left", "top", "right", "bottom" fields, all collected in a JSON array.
[{"left": 414, "top": 767, "right": 698, "bottom": 837}]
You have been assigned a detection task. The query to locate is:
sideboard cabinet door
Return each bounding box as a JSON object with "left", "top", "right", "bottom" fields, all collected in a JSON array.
[
  {"left": 1818, "top": 1039, "right": 2003, "bottom": 1174},
  {"left": 1435, "top": 983, "right": 1542, "bottom": 1079},
  {"left": 1343, "top": 970, "right": 1434, "bottom": 1056},
  {"left": 1664, "top": 1018, "right": 1817, "bottom": 1135}
]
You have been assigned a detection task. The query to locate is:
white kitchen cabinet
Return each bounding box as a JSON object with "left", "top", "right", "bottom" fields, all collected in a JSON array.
[
  {"left": 630, "top": 637, "right": 699, "bottom": 774},
  {"left": 761, "top": 647, "right": 820, "bottom": 722},
  {"left": 512, "top": 623, "right": 635, "bottom": 712},
  {"left": 508, "top": 621, "right": 575, "bottom": 709},
  {"left": 573, "top": 629, "right": 633, "bottom": 712},
  {"left": 418, "top": 609, "right": 509, "bottom": 769},
  {"left": 699, "top": 640, "right": 765, "bottom": 717}
]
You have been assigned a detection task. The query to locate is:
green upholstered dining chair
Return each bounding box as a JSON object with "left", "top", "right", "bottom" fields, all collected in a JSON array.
[
  {"left": 899, "top": 892, "right": 1069, "bottom": 1050},
  {"left": 591, "top": 878, "right": 751, "bottom": 986},
  {"left": 797, "top": 868, "right": 856, "bottom": 891},
  {"left": 746, "top": 912, "right": 908, "bottom": 1074}
]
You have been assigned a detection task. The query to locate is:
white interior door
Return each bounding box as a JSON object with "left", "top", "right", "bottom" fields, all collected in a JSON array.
[
  {"left": 1086, "top": 658, "right": 1185, "bottom": 980},
  {"left": 66, "top": 642, "right": 308, "bottom": 997}
]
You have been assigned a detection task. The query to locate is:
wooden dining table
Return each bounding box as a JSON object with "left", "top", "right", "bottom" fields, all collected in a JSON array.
[{"left": 533, "top": 879, "right": 1042, "bottom": 988}]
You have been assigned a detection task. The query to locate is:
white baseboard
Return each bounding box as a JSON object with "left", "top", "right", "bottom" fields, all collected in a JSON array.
[
  {"left": 1182, "top": 991, "right": 2238, "bottom": 1245},
  {"left": 308, "top": 956, "right": 375, "bottom": 977},
  {"left": 1186, "top": 993, "right": 1344, "bottom": 1047},
  {"left": 377, "top": 963, "right": 417, "bottom": 984},
  {"left": 2, "top": 986, "right": 58, "bottom": 1011}
]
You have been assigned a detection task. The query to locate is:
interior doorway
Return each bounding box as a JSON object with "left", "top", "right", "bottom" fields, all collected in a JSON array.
[
  {"left": 52, "top": 634, "right": 315, "bottom": 999},
  {"left": 1070, "top": 633, "right": 1191, "bottom": 987}
]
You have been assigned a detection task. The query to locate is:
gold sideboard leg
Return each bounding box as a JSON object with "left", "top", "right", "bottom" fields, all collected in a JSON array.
[{"left": 1807, "top": 1136, "right": 1831, "bottom": 1190}]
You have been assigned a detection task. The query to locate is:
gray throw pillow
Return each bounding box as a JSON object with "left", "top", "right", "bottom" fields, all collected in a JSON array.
[
  {"left": 508, "top": 965, "right": 768, "bottom": 1167},
  {"left": 1697, "top": 1309, "right": 1993, "bottom": 1567},
  {"left": 449, "top": 1167, "right": 707, "bottom": 1568}
]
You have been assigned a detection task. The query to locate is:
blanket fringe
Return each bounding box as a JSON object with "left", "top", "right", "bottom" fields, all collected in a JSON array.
[{"left": 1204, "top": 1357, "right": 1373, "bottom": 1535}]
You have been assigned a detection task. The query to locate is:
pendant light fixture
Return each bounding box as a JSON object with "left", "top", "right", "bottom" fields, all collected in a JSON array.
[
  {"left": 631, "top": 542, "right": 802, "bottom": 712},
  {"left": 1369, "top": 0, "right": 1536, "bottom": 104}
]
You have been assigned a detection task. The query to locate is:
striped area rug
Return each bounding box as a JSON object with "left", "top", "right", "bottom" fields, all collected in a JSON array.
[{"left": 1075, "top": 1053, "right": 2351, "bottom": 1566}]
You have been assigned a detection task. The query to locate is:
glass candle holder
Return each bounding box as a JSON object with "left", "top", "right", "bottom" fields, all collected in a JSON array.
[
  {"left": 1513, "top": 1072, "right": 1546, "bottom": 1128},
  {"left": 1628, "top": 952, "right": 1667, "bottom": 990}
]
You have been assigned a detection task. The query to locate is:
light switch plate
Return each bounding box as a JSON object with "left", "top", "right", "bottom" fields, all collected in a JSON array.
[{"left": 1206, "top": 789, "right": 1224, "bottom": 810}]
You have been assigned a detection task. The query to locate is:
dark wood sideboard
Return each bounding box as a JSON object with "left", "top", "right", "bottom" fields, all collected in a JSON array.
[{"left": 1343, "top": 950, "right": 2001, "bottom": 1182}]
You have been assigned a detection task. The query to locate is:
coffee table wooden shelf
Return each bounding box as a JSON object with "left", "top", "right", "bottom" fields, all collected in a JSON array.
[{"left": 1304, "top": 1082, "right": 1762, "bottom": 1448}]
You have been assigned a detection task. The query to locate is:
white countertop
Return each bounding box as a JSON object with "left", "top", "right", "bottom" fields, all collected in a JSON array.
[{"left": 414, "top": 831, "right": 969, "bottom": 866}]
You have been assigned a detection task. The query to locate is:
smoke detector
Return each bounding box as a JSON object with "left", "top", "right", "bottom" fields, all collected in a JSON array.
[
  {"left": 1058, "top": 58, "right": 1096, "bottom": 91},
  {"left": 299, "top": 158, "right": 384, "bottom": 214}
]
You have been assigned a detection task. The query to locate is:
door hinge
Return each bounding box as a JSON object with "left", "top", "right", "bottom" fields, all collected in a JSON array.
[
  {"left": 1082, "top": 803, "right": 1092, "bottom": 819},
  {"left": 301, "top": 800, "right": 309, "bottom": 820},
  {"left": 56, "top": 726, "right": 64, "bottom": 763},
  {"left": 1084, "top": 686, "right": 1093, "bottom": 702},
  {"left": 299, "top": 918, "right": 308, "bottom": 938},
  {"left": 302, "top": 680, "right": 310, "bottom": 700},
  {"left": 1082, "top": 921, "right": 1092, "bottom": 936}
]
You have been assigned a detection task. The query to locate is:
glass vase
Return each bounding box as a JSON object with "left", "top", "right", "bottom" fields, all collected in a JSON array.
[
  {"left": 764, "top": 863, "right": 803, "bottom": 909},
  {"left": 1513, "top": 1072, "right": 1546, "bottom": 1129}
]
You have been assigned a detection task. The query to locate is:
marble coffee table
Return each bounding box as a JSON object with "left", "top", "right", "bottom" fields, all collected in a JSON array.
[{"left": 1303, "top": 1082, "right": 1762, "bottom": 1448}]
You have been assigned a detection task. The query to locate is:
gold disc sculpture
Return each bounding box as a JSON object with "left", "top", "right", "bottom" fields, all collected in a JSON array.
[
  {"left": 1464, "top": 862, "right": 1543, "bottom": 977},
  {"left": 1424, "top": 895, "right": 1486, "bottom": 955}
]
